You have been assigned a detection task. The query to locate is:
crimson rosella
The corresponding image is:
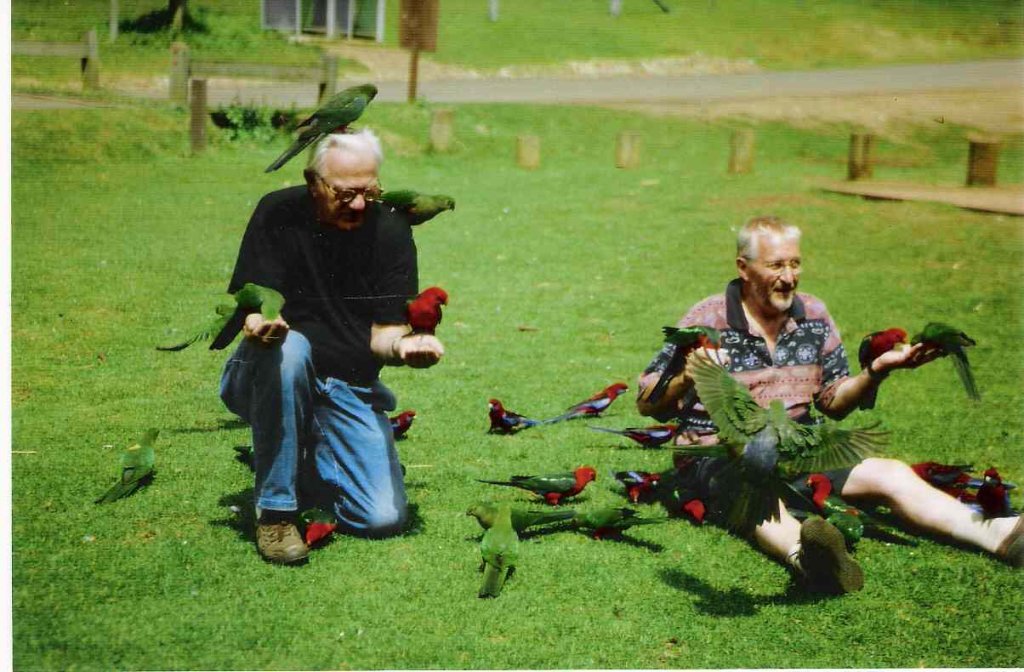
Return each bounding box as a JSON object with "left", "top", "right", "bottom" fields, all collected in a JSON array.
[
  {"left": 487, "top": 399, "right": 541, "bottom": 434},
  {"left": 911, "top": 460, "right": 976, "bottom": 498},
  {"left": 389, "top": 410, "right": 416, "bottom": 440},
  {"left": 589, "top": 424, "right": 678, "bottom": 448},
  {"left": 407, "top": 286, "right": 448, "bottom": 335},
  {"left": 612, "top": 470, "right": 663, "bottom": 504},
  {"left": 541, "top": 383, "right": 629, "bottom": 425},
  {"left": 857, "top": 328, "right": 908, "bottom": 409},
  {"left": 976, "top": 468, "right": 1017, "bottom": 518},
  {"left": 647, "top": 326, "right": 722, "bottom": 404},
  {"left": 911, "top": 322, "right": 980, "bottom": 401},
  {"left": 478, "top": 466, "right": 597, "bottom": 505}
]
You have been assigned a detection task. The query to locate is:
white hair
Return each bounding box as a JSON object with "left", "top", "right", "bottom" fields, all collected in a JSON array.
[
  {"left": 736, "top": 215, "right": 801, "bottom": 260},
  {"left": 308, "top": 128, "right": 383, "bottom": 175}
]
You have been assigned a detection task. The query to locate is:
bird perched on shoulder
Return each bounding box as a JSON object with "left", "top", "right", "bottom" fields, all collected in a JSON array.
[
  {"left": 911, "top": 322, "right": 980, "bottom": 401},
  {"left": 589, "top": 424, "right": 678, "bottom": 448},
  {"left": 570, "top": 507, "right": 666, "bottom": 540},
  {"left": 857, "top": 328, "right": 908, "bottom": 409},
  {"left": 478, "top": 505, "right": 519, "bottom": 598},
  {"left": 389, "top": 410, "right": 416, "bottom": 440},
  {"left": 380, "top": 190, "right": 455, "bottom": 226},
  {"left": 542, "top": 383, "right": 629, "bottom": 425},
  {"left": 646, "top": 326, "right": 721, "bottom": 404},
  {"left": 487, "top": 399, "right": 541, "bottom": 434},
  {"left": 478, "top": 467, "right": 597, "bottom": 506},
  {"left": 466, "top": 502, "right": 576, "bottom": 533},
  {"left": 157, "top": 283, "right": 285, "bottom": 352},
  {"left": 265, "top": 83, "right": 378, "bottom": 172},
  {"left": 680, "top": 352, "right": 888, "bottom": 534},
  {"left": 96, "top": 429, "right": 159, "bottom": 504},
  {"left": 407, "top": 286, "right": 448, "bottom": 335}
]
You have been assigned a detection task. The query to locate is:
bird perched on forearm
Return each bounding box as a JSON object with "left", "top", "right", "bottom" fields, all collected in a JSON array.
[
  {"left": 542, "top": 383, "right": 629, "bottom": 425},
  {"left": 570, "top": 507, "right": 666, "bottom": 540},
  {"left": 478, "top": 505, "right": 519, "bottom": 598},
  {"left": 407, "top": 286, "right": 448, "bottom": 335},
  {"left": 478, "top": 466, "right": 597, "bottom": 505},
  {"left": 647, "top": 326, "right": 721, "bottom": 405},
  {"left": 589, "top": 424, "right": 678, "bottom": 448},
  {"left": 857, "top": 327, "right": 908, "bottom": 409},
  {"left": 911, "top": 322, "right": 980, "bottom": 401},
  {"left": 381, "top": 190, "right": 455, "bottom": 226},
  {"left": 487, "top": 399, "right": 541, "bottom": 434},
  {"left": 264, "top": 83, "right": 377, "bottom": 172},
  {"left": 467, "top": 502, "right": 576, "bottom": 533},
  {"left": 157, "top": 282, "right": 285, "bottom": 352},
  {"left": 96, "top": 429, "right": 159, "bottom": 504},
  {"left": 680, "top": 352, "right": 888, "bottom": 534},
  {"left": 389, "top": 410, "right": 416, "bottom": 440}
]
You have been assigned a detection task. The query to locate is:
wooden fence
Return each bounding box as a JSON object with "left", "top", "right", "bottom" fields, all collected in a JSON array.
[{"left": 12, "top": 29, "right": 101, "bottom": 90}]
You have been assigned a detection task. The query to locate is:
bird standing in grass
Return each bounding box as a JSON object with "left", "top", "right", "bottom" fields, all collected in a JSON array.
[
  {"left": 479, "top": 505, "right": 519, "bottom": 598},
  {"left": 300, "top": 508, "right": 338, "bottom": 546},
  {"left": 542, "top": 383, "right": 629, "bottom": 425},
  {"left": 389, "top": 410, "right": 416, "bottom": 440},
  {"left": 478, "top": 467, "right": 598, "bottom": 505},
  {"left": 571, "top": 507, "right": 666, "bottom": 540},
  {"left": 381, "top": 190, "right": 455, "bottom": 225},
  {"left": 157, "top": 283, "right": 285, "bottom": 352},
  {"left": 589, "top": 424, "right": 678, "bottom": 448},
  {"left": 911, "top": 322, "right": 980, "bottom": 401},
  {"left": 487, "top": 399, "right": 541, "bottom": 434},
  {"left": 407, "top": 286, "right": 448, "bottom": 335},
  {"left": 265, "top": 83, "right": 378, "bottom": 172},
  {"left": 96, "top": 429, "right": 159, "bottom": 504},
  {"left": 466, "top": 502, "right": 576, "bottom": 533}
]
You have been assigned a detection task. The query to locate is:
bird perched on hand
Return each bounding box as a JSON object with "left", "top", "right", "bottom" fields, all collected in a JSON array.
[
  {"left": 589, "top": 424, "right": 678, "bottom": 448},
  {"left": 857, "top": 328, "right": 908, "bottom": 409},
  {"left": 466, "top": 502, "right": 576, "bottom": 534},
  {"left": 612, "top": 470, "right": 664, "bottom": 504},
  {"left": 300, "top": 508, "right": 338, "bottom": 546},
  {"left": 911, "top": 322, "right": 980, "bottom": 401},
  {"left": 542, "top": 383, "right": 629, "bottom": 425},
  {"left": 487, "top": 399, "right": 541, "bottom": 434},
  {"left": 680, "top": 352, "right": 888, "bottom": 534},
  {"left": 157, "top": 283, "right": 285, "bottom": 352},
  {"left": 478, "top": 505, "right": 519, "bottom": 598},
  {"left": 96, "top": 429, "right": 159, "bottom": 504},
  {"left": 407, "top": 286, "right": 448, "bottom": 335},
  {"left": 571, "top": 507, "right": 666, "bottom": 540},
  {"left": 381, "top": 190, "right": 456, "bottom": 226},
  {"left": 389, "top": 410, "right": 416, "bottom": 440},
  {"left": 976, "top": 468, "right": 1017, "bottom": 518},
  {"left": 264, "top": 83, "right": 378, "bottom": 172},
  {"left": 478, "top": 466, "right": 597, "bottom": 506},
  {"left": 647, "top": 326, "right": 721, "bottom": 404}
]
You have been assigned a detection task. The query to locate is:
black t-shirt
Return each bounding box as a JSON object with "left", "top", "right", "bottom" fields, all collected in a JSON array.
[{"left": 228, "top": 185, "right": 418, "bottom": 386}]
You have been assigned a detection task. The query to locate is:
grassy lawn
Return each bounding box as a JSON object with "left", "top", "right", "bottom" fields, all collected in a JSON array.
[
  {"left": 11, "top": 100, "right": 1024, "bottom": 669},
  {"left": 11, "top": 0, "right": 1024, "bottom": 92}
]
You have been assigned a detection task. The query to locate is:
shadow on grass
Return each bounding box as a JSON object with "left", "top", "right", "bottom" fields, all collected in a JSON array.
[
  {"left": 171, "top": 417, "right": 249, "bottom": 434},
  {"left": 119, "top": 8, "right": 208, "bottom": 34},
  {"left": 659, "top": 567, "right": 832, "bottom": 616}
]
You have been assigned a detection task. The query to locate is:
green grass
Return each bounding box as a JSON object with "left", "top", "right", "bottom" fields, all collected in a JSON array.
[{"left": 12, "top": 102, "right": 1024, "bottom": 669}]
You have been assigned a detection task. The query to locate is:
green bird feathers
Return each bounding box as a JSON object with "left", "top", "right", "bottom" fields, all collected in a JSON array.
[
  {"left": 380, "top": 190, "right": 456, "bottom": 225},
  {"left": 96, "top": 429, "right": 159, "bottom": 504},
  {"left": 467, "top": 502, "right": 576, "bottom": 534},
  {"left": 911, "top": 322, "right": 980, "bottom": 401},
  {"left": 571, "top": 507, "right": 666, "bottom": 539},
  {"left": 158, "top": 283, "right": 285, "bottom": 352},
  {"left": 264, "top": 83, "right": 378, "bottom": 173},
  {"left": 681, "top": 353, "right": 888, "bottom": 534},
  {"left": 647, "top": 325, "right": 722, "bottom": 404},
  {"left": 478, "top": 505, "right": 520, "bottom": 598}
]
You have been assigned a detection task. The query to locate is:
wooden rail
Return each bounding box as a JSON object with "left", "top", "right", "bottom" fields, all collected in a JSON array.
[{"left": 12, "top": 30, "right": 100, "bottom": 90}]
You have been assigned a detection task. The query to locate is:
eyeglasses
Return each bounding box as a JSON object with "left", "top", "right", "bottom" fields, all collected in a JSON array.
[
  {"left": 314, "top": 174, "right": 382, "bottom": 205},
  {"left": 745, "top": 257, "right": 802, "bottom": 275}
]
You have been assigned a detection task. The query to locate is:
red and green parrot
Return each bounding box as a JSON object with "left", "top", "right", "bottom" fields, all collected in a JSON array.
[
  {"left": 588, "top": 424, "right": 679, "bottom": 448},
  {"left": 478, "top": 466, "right": 597, "bottom": 505},
  {"left": 300, "top": 508, "right": 338, "bottom": 546},
  {"left": 407, "top": 286, "right": 448, "bottom": 335},
  {"left": 478, "top": 504, "right": 519, "bottom": 598},
  {"left": 265, "top": 83, "right": 378, "bottom": 172},
  {"left": 911, "top": 322, "right": 980, "bottom": 401},
  {"left": 381, "top": 190, "right": 455, "bottom": 226},
  {"left": 570, "top": 507, "right": 666, "bottom": 540},
  {"left": 487, "top": 399, "right": 541, "bottom": 434},
  {"left": 96, "top": 429, "right": 159, "bottom": 504},
  {"left": 466, "top": 502, "right": 576, "bottom": 533},
  {"left": 389, "top": 410, "right": 416, "bottom": 440},
  {"left": 680, "top": 352, "right": 888, "bottom": 534},
  {"left": 647, "top": 325, "right": 722, "bottom": 404},
  {"left": 857, "top": 327, "right": 908, "bottom": 409},
  {"left": 541, "top": 383, "right": 629, "bottom": 425},
  {"left": 158, "top": 282, "right": 285, "bottom": 352}
]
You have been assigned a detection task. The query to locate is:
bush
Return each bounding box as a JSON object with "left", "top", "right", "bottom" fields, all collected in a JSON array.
[{"left": 209, "top": 102, "right": 298, "bottom": 142}]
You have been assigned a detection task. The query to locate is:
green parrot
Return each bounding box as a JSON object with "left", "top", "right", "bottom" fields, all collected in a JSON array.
[
  {"left": 157, "top": 283, "right": 285, "bottom": 352},
  {"left": 264, "top": 83, "right": 378, "bottom": 173},
  {"left": 570, "top": 507, "right": 667, "bottom": 540},
  {"left": 478, "top": 505, "right": 520, "bottom": 599},
  {"left": 681, "top": 353, "right": 888, "bottom": 534},
  {"left": 911, "top": 322, "right": 980, "bottom": 401},
  {"left": 380, "top": 190, "right": 456, "bottom": 225},
  {"left": 646, "top": 325, "right": 722, "bottom": 404},
  {"left": 466, "top": 502, "right": 576, "bottom": 534},
  {"left": 95, "top": 429, "right": 159, "bottom": 504}
]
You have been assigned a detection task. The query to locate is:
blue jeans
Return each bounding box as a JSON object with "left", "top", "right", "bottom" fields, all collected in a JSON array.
[{"left": 219, "top": 331, "right": 408, "bottom": 538}]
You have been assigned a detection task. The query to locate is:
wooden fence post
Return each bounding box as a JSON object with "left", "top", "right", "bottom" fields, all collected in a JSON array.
[
  {"left": 190, "top": 78, "right": 207, "bottom": 154},
  {"left": 81, "top": 29, "right": 100, "bottom": 90},
  {"left": 966, "top": 134, "right": 1000, "bottom": 187},
  {"left": 517, "top": 135, "right": 540, "bottom": 169},
  {"left": 489, "top": 0, "right": 499, "bottom": 21},
  {"left": 847, "top": 133, "right": 874, "bottom": 181},
  {"left": 169, "top": 41, "right": 190, "bottom": 105},
  {"left": 615, "top": 131, "right": 642, "bottom": 169},
  {"left": 109, "top": 0, "right": 119, "bottom": 43},
  {"left": 728, "top": 128, "right": 755, "bottom": 174},
  {"left": 319, "top": 54, "right": 338, "bottom": 104},
  {"left": 430, "top": 109, "right": 454, "bottom": 152}
]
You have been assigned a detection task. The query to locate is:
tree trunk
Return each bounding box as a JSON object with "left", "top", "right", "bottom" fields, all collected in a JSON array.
[{"left": 169, "top": 0, "right": 187, "bottom": 30}]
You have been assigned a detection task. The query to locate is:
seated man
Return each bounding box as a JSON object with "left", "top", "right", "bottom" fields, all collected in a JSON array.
[
  {"left": 637, "top": 215, "right": 1022, "bottom": 593},
  {"left": 220, "top": 129, "right": 444, "bottom": 565}
]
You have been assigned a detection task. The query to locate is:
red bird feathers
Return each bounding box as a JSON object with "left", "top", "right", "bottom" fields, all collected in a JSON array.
[{"left": 407, "top": 286, "right": 448, "bottom": 335}]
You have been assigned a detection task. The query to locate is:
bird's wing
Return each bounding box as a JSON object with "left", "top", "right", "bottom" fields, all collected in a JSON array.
[
  {"left": 949, "top": 348, "right": 980, "bottom": 401},
  {"left": 264, "top": 128, "right": 322, "bottom": 173},
  {"left": 157, "top": 304, "right": 235, "bottom": 351},
  {"left": 687, "top": 353, "right": 767, "bottom": 444},
  {"left": 785, "top": 423, "right": 888, "bottom": 475},
  {"left": 257, "top": 286, "right": 286, "bottom": 320}
]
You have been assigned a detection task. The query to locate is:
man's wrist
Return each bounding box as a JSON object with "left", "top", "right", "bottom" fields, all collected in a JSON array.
[
  {"left": 390, "top": 334, "right": 405, "bottom": 363},
  {"left": 866, "top": 362, "right": 889, "bottom": 383}
]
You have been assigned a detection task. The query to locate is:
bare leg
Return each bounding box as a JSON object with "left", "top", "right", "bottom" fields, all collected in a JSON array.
[{"left": 752, "top": 502, "right": 802, "bottom": 561}]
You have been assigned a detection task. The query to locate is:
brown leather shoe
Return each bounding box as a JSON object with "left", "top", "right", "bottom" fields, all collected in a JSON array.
[
  {"left": 798, "top": 517, "right": 864, "bottom": 594},
  {"left": 256, "top": 519, "right": 309, "bottom": 565},
  {"left": 996, "top": 517, "right": 1024, "bottom": 568}
]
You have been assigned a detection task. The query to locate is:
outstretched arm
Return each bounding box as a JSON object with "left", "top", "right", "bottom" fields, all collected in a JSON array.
[{"left": 371, "top": 323, "right": 445, "bottom": 368}]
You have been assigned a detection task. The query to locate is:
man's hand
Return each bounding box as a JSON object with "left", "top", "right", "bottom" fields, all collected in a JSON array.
[
  {"left": 684, "top": 347, "right": 731, "bottom": 379},
  {"left": 243, "top": 312, "right": 290, "bottom": 347},
  {"left": 871, "top": 342, "right": 944, "bottom": 375},
  {"left": 394, "top": 333, "right": 444, "bottom": 368}
]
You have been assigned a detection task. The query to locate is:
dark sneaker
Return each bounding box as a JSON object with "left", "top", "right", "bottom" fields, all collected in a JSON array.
[
  {"left": 256, "top": 520, "right": 310, "bottom": 565},
  {"left": 996, "top": 517, "right": 1024, "bottom": 568},
  {"left": 798, "top": 517, "right": 864, "bottom": 594}
]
